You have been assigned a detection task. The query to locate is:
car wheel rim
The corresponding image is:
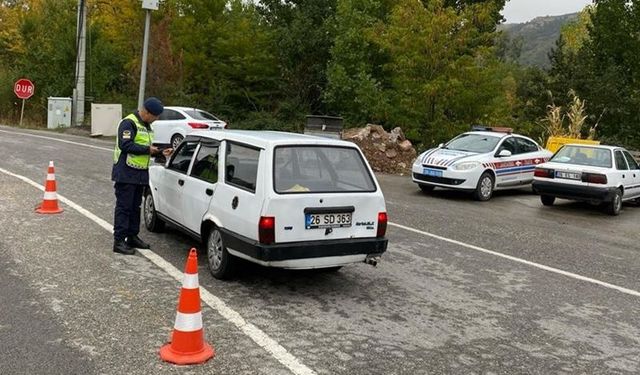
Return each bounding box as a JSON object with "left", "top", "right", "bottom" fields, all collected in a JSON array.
[
  {"left": 208, "top": 230, "right": 223, "bottom": 271},
  {"left": 144, "top": 195, "right": 154, "bottom": 224},
  {"left": 172, "top": 136, "right": 183, "bottom": 149},
  {"left": 480, "top": 177, "right": 492, "bottom": 198},
  {"left": 615, "top": 194, "right": 622, "bottom": 211}
]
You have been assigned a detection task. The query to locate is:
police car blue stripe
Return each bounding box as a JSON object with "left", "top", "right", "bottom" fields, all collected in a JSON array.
[{"left": 495, "top": 166, "right": 536, "bottom": 175}]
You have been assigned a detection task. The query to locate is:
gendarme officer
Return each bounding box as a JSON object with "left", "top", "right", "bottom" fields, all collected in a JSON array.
[{"left": 112, "top": 97, "right": 170, "bottom": 255}]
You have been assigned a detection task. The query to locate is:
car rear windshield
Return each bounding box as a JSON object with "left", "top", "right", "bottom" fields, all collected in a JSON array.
[
  {"left": 445, "top": 134, "right": 501, "bottom": 153},
  {"left": 551, "top": 146, "right": 612, "bottom": 168},
  {"left": 184, "top": 109, "right": 220, "bottom": 121},
  {"left": 274, "top": 146, "right": 376, "bottom": 194}
]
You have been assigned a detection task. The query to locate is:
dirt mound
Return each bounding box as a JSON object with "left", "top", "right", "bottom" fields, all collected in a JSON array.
[{"left": 343, "top": 124, "right": 416, "bottom": 175}]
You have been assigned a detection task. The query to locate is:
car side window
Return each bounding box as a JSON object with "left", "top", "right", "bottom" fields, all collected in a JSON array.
[
  {"left": 191, "top": 143, "right": 219, "bottom": 183},
  {"left": 515, "top": 137, "right": 539, "bottom": 153},
  {"left": 497, "top": 137, "right": 518, "bottom": 155},
  {"left": 622, "top": 151, "right": 639, "bottom": 169},
  {"left": 225, "top": 142, "right": 260, "bottom": 193},
  {"left": 168, "top": 141, "right": 198, "bottom": 174},
  {"left": 614, "top": 151, "right": 629, "bottom": 170},
  {"left": 159, "top": 109, "right": 185, "bottom": 121}
]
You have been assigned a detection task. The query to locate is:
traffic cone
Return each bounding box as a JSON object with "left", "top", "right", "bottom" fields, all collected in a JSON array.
[
  {"left": 160, "top": 248, "right": 215, "bottom": 365},
  {"left": 36, "top": 161, "right": 63, "bottom": 214}
]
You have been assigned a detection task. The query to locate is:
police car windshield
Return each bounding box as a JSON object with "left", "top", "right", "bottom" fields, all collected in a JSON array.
[{"left": 445, "top": 134, "right": 501, "bottom": 153}]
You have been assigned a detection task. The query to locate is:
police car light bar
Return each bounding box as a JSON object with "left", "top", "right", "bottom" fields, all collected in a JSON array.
[{"left": 471, "top": 125, "right": 513, "bottom": 134}]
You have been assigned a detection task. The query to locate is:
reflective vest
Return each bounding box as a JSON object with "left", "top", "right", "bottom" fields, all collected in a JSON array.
[{"left": 113, "top": 114, "right": 153, "bottom": 170}]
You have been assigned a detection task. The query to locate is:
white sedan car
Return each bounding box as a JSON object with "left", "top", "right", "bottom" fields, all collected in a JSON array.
[
  {"left": 412, "top": 127, "right": 553, "bottom": 200},
  {"left": 144, "top": 130, "right": 388, "bottom": 279},
  {"left": 152, "top": 106, "right": 227, "bottom": 149},
  {"left": 532, "top": 144, "right": 640, "bottom": 215}
]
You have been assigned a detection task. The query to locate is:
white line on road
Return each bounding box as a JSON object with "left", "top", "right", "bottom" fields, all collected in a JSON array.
[
  {"left": 0, "top": 166, "right": 316, "bottom": 375},
  {"left": 0, "top": 129, "right": 113, "bottom": 152},
  {"left": 389, "top": 221, "right": 640, "bottom": 298}
]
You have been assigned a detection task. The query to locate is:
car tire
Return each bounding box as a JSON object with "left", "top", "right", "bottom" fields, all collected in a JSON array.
[
  {"left": 143, "top": 189, "right": 165, "bottom": 232},
  {"left": 170, "top": 134, "right": 184, "bottom": 150},
  {"left": 473, "top": 172, "right": 494, "bottom": 201},
  {"left": 605, "top": 189, "right": 623, "bottom": 216},
  {"left": 540, "top": 195, "right": 555, "bottom": 206},
  {"left": 419, "top": 184, "right": 435, "bottom": 193},
  {"left": 206, "top": 227, "right": 236, "bottom": 280}
]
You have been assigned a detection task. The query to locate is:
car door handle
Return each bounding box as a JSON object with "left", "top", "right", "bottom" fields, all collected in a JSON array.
[
  {"left": 206, "top": 188, "right": 213, "bottom": 196},
  {"left": 178, "top": 179, "right": 184, "bottom": 186}
]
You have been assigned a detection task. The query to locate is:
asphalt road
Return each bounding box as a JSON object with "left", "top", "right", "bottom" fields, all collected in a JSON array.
[{"left": 0, "top": 125, "right": 639, "bottom": 374}]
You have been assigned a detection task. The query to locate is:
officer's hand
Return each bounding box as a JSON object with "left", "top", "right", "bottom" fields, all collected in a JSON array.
[
  {"left": 162, "top": 148, "right": 173, "bottom": 157},
  {"left": 150, "top": 146, "right": 160, "bottom": 155}
]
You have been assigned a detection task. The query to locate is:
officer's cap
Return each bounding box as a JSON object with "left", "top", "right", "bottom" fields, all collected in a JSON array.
[{"left": 143, "top": 97, "right": 164, "bottom": 116}]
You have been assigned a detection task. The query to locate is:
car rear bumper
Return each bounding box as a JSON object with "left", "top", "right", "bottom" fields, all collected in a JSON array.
[
  {"left": 221, "top": 228, "right": 387, "bottom": 266},
  {"left": 532, "top": 180, "right": 617, "bottom": 202}
]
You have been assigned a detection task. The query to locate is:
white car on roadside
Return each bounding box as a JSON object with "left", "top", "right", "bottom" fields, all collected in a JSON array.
[
  {"left": 143, "top": 130, "right": 388, "bottom": 279},
  {"left": 151, "top": 106, "right": 227, "bottom": 149},
  {"left": 412, "top": 127, "right": 553, "bottom": 200},
  {"left": 532, "top": 144, "right": 640, "bottom": 215}
]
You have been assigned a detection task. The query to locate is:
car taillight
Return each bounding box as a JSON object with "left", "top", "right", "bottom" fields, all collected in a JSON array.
[
  {"left": 259, "top": 216, "right": 275, "bottom": 244},
  {"left": 188, "top": 122, "right": 209, "bottom": 129},
  {"left": 582, "top": 173, "right": 607, "bottom": 184},
  {"left": 377, "top": 212, "right": 387, "bottom": 238},
  {"left": 534, "top": 168, "right": 554, "bottom": 178}
]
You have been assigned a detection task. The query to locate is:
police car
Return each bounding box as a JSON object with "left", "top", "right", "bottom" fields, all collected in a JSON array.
[
  {"left": 412, "top": 127, "right": 553, "bottom": 200},
  {"left": 533, "top": 144, "right": 640, "bottom": 215},
  {"left": 143, "top": 130, "right": 388, "bottom": 279}
]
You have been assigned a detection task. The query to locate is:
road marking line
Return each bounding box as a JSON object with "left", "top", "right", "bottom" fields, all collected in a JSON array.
[
  {"left": 0, "top": 129, "right": 113, "bottom": 152},
  {"left": 0, "top": 166, "right": 316, "bottom": 375},
  {"left": 389, "top": 222, "right": 640, "bottom": 298}
]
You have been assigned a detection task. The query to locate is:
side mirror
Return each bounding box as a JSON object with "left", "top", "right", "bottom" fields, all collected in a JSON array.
[
  {"left": 438, "top": 143, "right": 444, "bottom": 148},
  {"left": 498, "top": 149, "right": 512, "bottom": 157}
]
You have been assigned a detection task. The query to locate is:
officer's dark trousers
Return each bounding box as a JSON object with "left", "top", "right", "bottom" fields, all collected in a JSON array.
[{"left": 113, "top": 183, "right": 145, "bottom": 242}]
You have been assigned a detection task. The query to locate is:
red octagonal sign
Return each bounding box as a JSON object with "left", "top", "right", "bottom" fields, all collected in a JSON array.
[{"left": 14, "top": 78, "right": 35, "bottom": 100}]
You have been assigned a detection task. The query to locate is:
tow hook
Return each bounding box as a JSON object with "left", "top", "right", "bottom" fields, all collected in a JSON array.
[{"left": 364, "top": 256, "right": 380, "bottom": 267}]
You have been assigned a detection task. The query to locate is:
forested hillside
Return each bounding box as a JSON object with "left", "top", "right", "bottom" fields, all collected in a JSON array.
[
  {"left": 1, "top": 0, "right": 639, "bottom": 149},
  {"left": 499, "top": 13, "right": 578, "bottom": 68}
]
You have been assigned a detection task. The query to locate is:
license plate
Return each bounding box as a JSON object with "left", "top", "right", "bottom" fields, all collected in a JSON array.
[
  {"left": 305, "top": 213, "right": 352, "bottom": 229},
  {"left": 555, "top": 171, "right": 581, "bottom": 180},
  {"left": 423, "top": 168, "right": 443, "bottom": 177}
]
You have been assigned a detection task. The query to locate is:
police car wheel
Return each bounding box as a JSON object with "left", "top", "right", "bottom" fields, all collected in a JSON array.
[
  {"left": 473, "top": 172, "right": 494, "bottom": 201},
  {"left": 605, "top": 189, "right": 623, "bottom": 216},
  {"left": 171, "top": 134, "right": 184, "bottom": 150},
  {"left": 206, "top": 227, "right": 237, "bottom": 280},
  {"left": 540, "top": 195, "right": 555, "bottom": 206},
  {"left": 143, "top": 189, "right": 165, "bottom": 232},
  {"left": 419, "top": 184, "right": 435, "bottom": 193}
]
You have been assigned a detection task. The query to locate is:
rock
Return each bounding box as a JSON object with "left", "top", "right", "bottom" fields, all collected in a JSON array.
[
  {"left": 377, "top": 143, "right": 387, "bottom": 152},
  {"left": 390, "top": 127, "right": 406, "bottom": 143},
  {"left": 399, "top": 139, "right": 413, "bottom": 152},
  {"left": 385, "top": 149, "right": 398, "bottom": 158}
]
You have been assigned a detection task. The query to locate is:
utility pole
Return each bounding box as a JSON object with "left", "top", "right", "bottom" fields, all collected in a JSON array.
[
  {"left": 138, "top": 0, "right": 159, "bottom": 109},
  {"left": 73, "top": 0, "right": 87, "bottom": 126}
]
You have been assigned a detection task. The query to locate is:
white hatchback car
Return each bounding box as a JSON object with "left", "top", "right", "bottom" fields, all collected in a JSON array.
[
  {"left": 144, "top": 130, "right": 388, "bottom": 279},
  {"left": 532, "top": 144, "right": 640, "bottom": 215},
  {"left": 152, "top": 106, "right": 227, "bottom": 149},
  {"left": 412, "top": 127, "right": 553, "bottom": 200}
]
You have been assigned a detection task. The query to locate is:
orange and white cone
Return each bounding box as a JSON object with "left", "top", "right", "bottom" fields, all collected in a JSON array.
[
  {"left": 36, "top": 161, "right": 63, "bottom": 214},
  {"left": 160, "top": 248, "right": 215, "bottom": 365}
]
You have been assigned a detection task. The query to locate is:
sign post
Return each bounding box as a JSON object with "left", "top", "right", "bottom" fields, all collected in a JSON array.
[{"left": 14, "top": 78, "right": 35, "bottom": 127}]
